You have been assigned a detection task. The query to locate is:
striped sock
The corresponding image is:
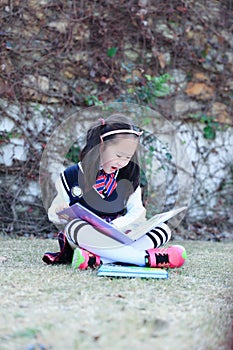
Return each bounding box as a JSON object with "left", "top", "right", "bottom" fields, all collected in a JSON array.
[
  {"left": 146, "top": 223, "right": 171, "bottom": 248},
  {"left": 64, "top": 219, "right": 90, "bottom": 248}
]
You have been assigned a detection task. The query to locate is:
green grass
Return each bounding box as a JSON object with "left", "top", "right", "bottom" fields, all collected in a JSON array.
[{"left": 0, "top": 238, "right": 232, "bottom": 350}]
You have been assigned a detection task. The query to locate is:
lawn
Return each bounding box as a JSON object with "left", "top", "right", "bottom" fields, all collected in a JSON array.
[{"left": 0, "top": 237, "right": 232, "bottom": 350}]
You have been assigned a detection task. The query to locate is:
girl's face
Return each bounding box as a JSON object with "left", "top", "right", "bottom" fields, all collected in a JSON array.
[{"left": 99, "top": 136, "right": 138, "bottom": 174}]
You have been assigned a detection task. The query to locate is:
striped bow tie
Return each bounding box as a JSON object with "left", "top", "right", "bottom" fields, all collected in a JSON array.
[{"left": 93, "top": 170, "right": 117, "bottom": 197}]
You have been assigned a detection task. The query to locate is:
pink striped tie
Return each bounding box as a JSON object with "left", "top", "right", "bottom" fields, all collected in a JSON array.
[{"left": 93, "top": 170, "right": 117, "bottom": 197}]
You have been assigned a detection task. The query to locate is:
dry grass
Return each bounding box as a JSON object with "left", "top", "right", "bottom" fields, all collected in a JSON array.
[{"left": 0, "top": 237, "right": 232, "bottom": 350}]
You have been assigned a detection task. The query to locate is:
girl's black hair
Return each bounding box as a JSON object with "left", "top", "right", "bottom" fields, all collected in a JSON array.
[{"left": 80, "top": 114, "right": 141, "bottom": 197}]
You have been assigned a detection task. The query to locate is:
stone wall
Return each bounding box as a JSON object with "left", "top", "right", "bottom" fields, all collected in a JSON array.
[{"left": 0, "top": 0, "right": 232, "bottom": 237}]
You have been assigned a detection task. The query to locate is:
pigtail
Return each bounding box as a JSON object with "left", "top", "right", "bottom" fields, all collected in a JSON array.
[{"left": 80, "top": 119, "right": 105, "bottom": 191}]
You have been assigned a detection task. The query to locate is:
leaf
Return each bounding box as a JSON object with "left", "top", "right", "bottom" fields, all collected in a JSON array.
[
  {"left": 203, "top": 126, "right": 216, "bottom": 140},
  {"left": 127, "top": 87, "right": 134, "bottom": 93},
  {"left": 149, "top": 146, "right": 155, "bottom": 152},
  {"left": 107, "top": 47, "right": 118, "bottom": 58},
  {"left": 145, "top": 74, "right": 152, "bottom": 81},
  {"left": 165, "top": 152, "right": 172, "bottom": 160}
]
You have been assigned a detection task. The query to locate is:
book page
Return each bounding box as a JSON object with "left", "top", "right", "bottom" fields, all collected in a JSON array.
[{"left": 126, "top": 206, "right": 187, "bottom": 240}]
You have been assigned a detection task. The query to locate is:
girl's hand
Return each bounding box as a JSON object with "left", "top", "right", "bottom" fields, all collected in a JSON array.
[
  {"left": 54, "top": 203, "right": 70, "bottom": 223},
  {"left": 55, "top": 203, "right": 69, "bottom": 214}
]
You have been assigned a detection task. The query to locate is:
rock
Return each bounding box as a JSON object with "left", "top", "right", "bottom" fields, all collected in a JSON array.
[
  {"left": 61, "top": 68, "right": 75, "bottom": 80},
  {"left": 138, "top": 0, "right": 148, "bottom": 7},
  {"left": 0, "top": 138, "right": 26, "bottom": 167},
  {"left": 170, "top": 69, "right": 186, "bottom": 83},
  {"left": 0, "top": 99, "right": 21, "bottom": 120},
  {"left": 48, "top": 20, "right": 69, "bottom": 34},
  {"left": 193, "top": 72, "right": 210, "bottom": 82},
  {"left": 27, "top": 0, "right": 50, "bottom": 7},
  {"left": 214, "top": 64, "right": 224, "bottom": 73},
  {"left": 0, "top": 77, "right": 13, "bottom": 97},
  {"left": 168, "top": 69, "right": 187, "bottom": 93},
  {"left": 0, "top": 117, "right": 15, "bottom": 132},
  {"left": 21, "top": 75, "right": 36, "bottom": 99},
  {"left": 173, "top": 98, "right": 202, "bottom": 116},
  {"left": 121, "top": 69, "right": 143, "bottom": 83},
  {"left": 154, "top": 21, "right": 176, "bottom": 40},
  {"left": 73, "top": 24, "right": 90, "bottom": 41},
  {"left": 72, "top": 51, "right": 89, "bottom": 62},
  {"left": 211, "top": 102, "right": 233, "bottom": 126},
  {"left": 226, "top": 79, "right": 233, "bottom": 91},
  {"left": 1, "top": 0, "right": 10, "bottom": 6},
  {"left": 145, "top": 52, "right": 153, "bottom": 62},
  {"left": 21, "top": 75, "right": 49, "bottom": 100},
  {"left": 157, "top": 52, "right": 171, "bottom": 69},
  {"left": 37, "top": 76, "right": 49, "bottom": 92},
  {"left": 220, "top": 30, "right": 233, "bottom": 49},
  {"left": 0, "top": 57, "right": 14, "bottom": 75},
  {"left": 51, "top": 81, "right": 68, "bottom": 95},
  {"left": 124, "top": 49, "right": 140, "bottom": 62},
  {"left": 224, "top": 51, "right": 233, "bottom": 72},
  {"left": 185, "top": 82, "right": 215, "bottom": 100}
]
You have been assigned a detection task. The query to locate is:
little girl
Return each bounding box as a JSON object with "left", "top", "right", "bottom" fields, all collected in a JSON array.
[{"left": 43, "top": 114, "right": 186, "bottom": 269}]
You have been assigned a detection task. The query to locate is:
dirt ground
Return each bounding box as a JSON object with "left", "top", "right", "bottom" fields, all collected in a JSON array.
[{"left": 0, "top": 237, "right": 232, "bottom": 350}]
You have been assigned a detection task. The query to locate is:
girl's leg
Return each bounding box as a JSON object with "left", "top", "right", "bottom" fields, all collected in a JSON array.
[
  {"left": 65, "top": 219, "right": 146, "bottom": 265},
  {"left": 131, "top": 222, "right": 171, "bottom": 250},
  {"left": 65, "top": 219, "right": 171, "bottom": 266}
]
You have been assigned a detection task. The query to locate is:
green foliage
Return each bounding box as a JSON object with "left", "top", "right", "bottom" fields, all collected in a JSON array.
[
  {"left": 116, "top": 71, "right": 172, "bottom": 106},
  {"left": 189, "top": 114, "right": 228, "bottom": 140},
  {"left": 85, "top": 65, "right": 172, "bottom": 125},
  {"left": 107, "top": 47, "right": 118, "bottom": 58},
  {"left": 84, "top": 95, "right": 103, "bottom": 106},
  {"left": 66, "top": 142, "right": 81, "bottom": 164},
  {"left": 132, "top": 74, "right": 172, "bottom": 105},
  {"left": 199, "top": 115, "right": 218, "bottom": 140},
  {"left": 144, "top": 74, "right": 172, "bottom": 97},
  {"left": 165, "top": 152, "right": 172, "bottom": 160},
  {"left": 203, "top": 125, "right": 216, "bottom": 140}
]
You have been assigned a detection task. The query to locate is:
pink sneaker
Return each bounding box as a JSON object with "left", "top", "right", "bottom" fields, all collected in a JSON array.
[
  {"left": 72, "top": 248, "right": 101, "bottom": 270},
  {"left": 146, "top": 245, "right": 187, "bottom": 268}
]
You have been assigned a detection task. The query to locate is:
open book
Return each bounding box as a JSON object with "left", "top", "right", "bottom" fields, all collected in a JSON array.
[{"left": 58, "top": 203, "right": 186, "bottom": 244}]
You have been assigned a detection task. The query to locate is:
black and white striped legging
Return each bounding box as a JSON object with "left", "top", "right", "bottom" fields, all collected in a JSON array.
[{"left": 65, "top": 219, "right": 171, "bottom": 250}]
